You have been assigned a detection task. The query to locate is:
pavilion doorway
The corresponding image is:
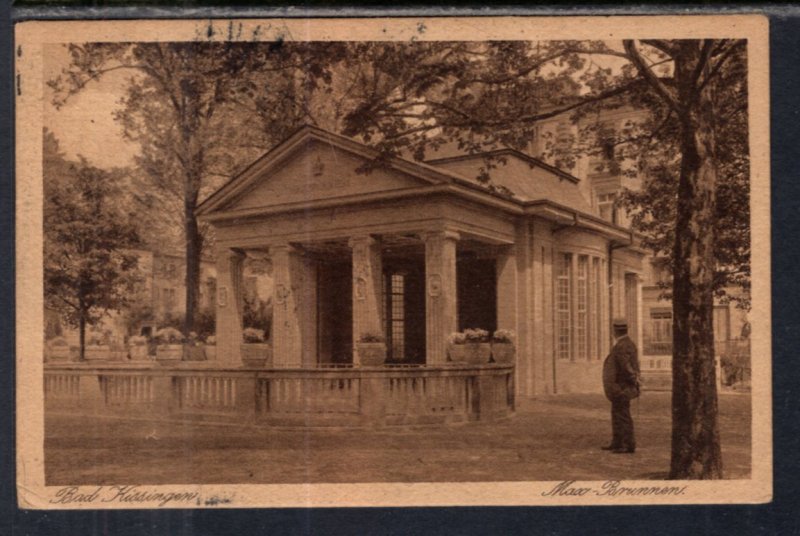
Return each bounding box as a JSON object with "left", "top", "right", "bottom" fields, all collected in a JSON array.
[
  {"left": 457, "top": 257, "right": 497, "bottom": 334},
  {"left": 317, "top": 260, "right": 353, "bottom": 365}
]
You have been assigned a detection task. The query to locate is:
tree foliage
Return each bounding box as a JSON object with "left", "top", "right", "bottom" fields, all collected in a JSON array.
[
  {"left": 44, "top": 129, "right": 142, "bottom": 359},
  {"left": 333, "top": 40, "right": 749, "bottom": 306},
  {"left": 49, "top": 41, "right": 346, "bottom": 334},
  {"left": 335, "top": 39, "right": 748, "bottom": 479}
]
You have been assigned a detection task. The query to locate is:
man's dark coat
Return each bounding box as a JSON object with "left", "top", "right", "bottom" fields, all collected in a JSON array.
[{"left": 603, "top": 335, "right": 640, "bottom": 401}]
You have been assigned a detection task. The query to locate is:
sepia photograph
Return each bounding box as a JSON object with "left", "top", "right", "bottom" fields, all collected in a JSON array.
[{"left": 15, "top": 15, "right": 770, "bottom": 508}]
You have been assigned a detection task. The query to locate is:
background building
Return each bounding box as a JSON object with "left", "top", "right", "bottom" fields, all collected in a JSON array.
[{"left": 45, "top": 248, "right": 217, "bottom": 347}]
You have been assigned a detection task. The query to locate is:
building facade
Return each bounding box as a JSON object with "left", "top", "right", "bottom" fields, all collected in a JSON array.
[
  {"left": 45, "top": 248, "right": 217, "bottom": 346},
  {"left": 530, "top": 107, "right": 751, "bottom": 391},
  {"left": 197, "top": 126, "right": 647, "bottom": 396}
]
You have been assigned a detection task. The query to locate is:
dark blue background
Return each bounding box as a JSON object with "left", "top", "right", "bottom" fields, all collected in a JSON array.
[{"left": 2, "top": 6, "right": 799, "bottom": 535}]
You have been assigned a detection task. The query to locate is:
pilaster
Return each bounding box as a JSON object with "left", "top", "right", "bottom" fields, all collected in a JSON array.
[
  {"left": 348, "top": 235, "right": 384, "bottom": 365},
  {"left": 215, "top": 247, "right": 245, "bottom": 364},
  {"left": 270, "top": 244, "right": 303, "bottom": 367},
  {"left": 422, "top": 230, "right": 459, "bottom": 364}
]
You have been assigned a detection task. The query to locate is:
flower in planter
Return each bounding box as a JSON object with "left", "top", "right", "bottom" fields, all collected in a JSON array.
[
  {"left": 242, "top": 327, "right": 266, "bottom": 343},
  {"left": 358, "top": 332, "right": 385, "bottom": 344},
  {"left": 463, "top": 328, "right": 490, "bottom": 343},
  {"left": 186, "top": 331, "right": 200, "bottom": 346},
  {"left": 459, "top": 328, "right": 491, "bottom": 364},
  {"left": 154, "top": 328, "right": 184, "bottom": 363},
  {"left": 492, "top": 329, "right": 515, "bottom": 344},
  {"left": 491, "top": 329, "right": 516, "bottom": 364},
  {"left": 154, "top": 327, "right": 184, "bottom": 345},
  {"left": 205, "top": 335, "right": 216, "bottom": 346},
  {"left": 447, "top": 332, "right": 467, "bottom": 345}
]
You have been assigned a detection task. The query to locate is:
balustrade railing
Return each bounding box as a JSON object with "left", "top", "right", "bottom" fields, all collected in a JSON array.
[
  {"left": 177, "top": 375, "right": 238, "bottom": 413},
  {"left": 44, "top": 374, "right": 80, "bottom": 402},
  {"left": 101, "top": 375, "right": 154, "bottom": 406},
  {"left": 44, "top": 362, "right": 514, "bottom": 426}
]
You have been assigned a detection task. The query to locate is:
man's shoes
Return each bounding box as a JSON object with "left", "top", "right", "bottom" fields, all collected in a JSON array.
[
  {"left": 601, "top": 445, "right": 620, "bottom": 451},
  {"left": 611, "top": 447, "right": 635, "bottom": 454}
]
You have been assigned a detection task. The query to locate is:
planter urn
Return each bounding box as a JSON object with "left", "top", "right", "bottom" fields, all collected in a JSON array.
[
  {"left": 129, "top": 344, "right": 149, "bottom": 361},
  {"left": 356, "top": 342, "right": 386, "bottom": 366},
  {"left": 156, "top": 344, "right": 183, "bottom": 365},
  {"left": 464, "top": 342, "right": 491, "bottom": 364},
  {"left": 491, "top": 342, "right": 515, "bottom": 363},
  {"left": 85, "top": 344, "right": 111, "bottom": 361},
  {"left": 241, "top": 343, "right": 272, "bottom": 368}
]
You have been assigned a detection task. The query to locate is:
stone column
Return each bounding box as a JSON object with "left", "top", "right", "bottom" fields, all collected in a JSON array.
[
  {"left": 348, "top": 235, "right": 384, "bottom": 365},
  {"left": 270, "top": 244, "right": 303, "bottom": 367},
  {"left": 496, "top": 243, "right": 518, "bottom": 346},
  {"left": 215, "top": 247, "right": 245, "bottom": 364},
  {"left": 422, "top": 230, "right": 459, "bottom": 365}
]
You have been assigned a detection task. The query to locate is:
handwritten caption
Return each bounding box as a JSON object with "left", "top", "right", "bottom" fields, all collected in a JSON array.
[
  {"left": 50, "top": 486, "right": 232, "bottom": 507},
  {"left": 542, "top": 480, "right": 688, "bottom": 498}
]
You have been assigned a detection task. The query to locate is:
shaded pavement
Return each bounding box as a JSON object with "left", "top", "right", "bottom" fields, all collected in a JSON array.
[{"left": 45, "top": 392, "right": 750, "bottom": 485}]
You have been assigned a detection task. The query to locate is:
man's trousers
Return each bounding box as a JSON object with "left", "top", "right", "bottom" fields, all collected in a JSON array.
[{"left": 611, "top": 397, "right": 635, "bottom": 450}]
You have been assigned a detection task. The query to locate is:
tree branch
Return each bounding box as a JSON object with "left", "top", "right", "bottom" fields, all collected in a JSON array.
[
  {"left": 640, "top": 39, "right": 678, "bottom": 57},
  {"left": 697, "top": 40, "right": 745, "bottom": 95},
  {"left": 689, "top": 39, "right": 716, "bottom": 93},
  {"left": 623, "top": 40, "right": 682, "bottom": 115}
]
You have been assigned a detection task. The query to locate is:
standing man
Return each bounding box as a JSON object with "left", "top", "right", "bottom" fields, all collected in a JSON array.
[{"left": 602, "top": 318, "right": 641, "bottom": 454}]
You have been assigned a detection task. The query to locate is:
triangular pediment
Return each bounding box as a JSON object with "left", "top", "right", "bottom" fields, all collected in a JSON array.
[{"left": 199, "top": 127, "right": 452, "bottom": 215}]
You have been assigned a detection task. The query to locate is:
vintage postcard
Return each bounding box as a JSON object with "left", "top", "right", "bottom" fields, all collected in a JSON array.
[{"left": 15, "top": 15, "right": 771, "bottom": 508}]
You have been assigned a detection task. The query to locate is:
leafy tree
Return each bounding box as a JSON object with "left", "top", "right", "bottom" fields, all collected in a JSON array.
[
  {"left": 49, "top": 41, "right": 346, "bottom": 335},
  {"left": 340, "top": 40, "right": 748, "bottom": 479},
  {"left": 44, "top": 130, "right": 142, "bottom": 360},
  {"left": 49, "top": 43, "right": 268, "bottom": 336}
]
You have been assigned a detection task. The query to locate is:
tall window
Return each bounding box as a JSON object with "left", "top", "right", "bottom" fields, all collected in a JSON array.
[
  {"left": 593, "top": 257, "right": 603, "bottom": 359},
  {"left": 387, "top": 273, "right": 405, "bottom": 360},
  {"left": 556, "top": 254, "right": 572, "bottom": 360},
  {"left": 556, "top": 253, "right": 606, "bottom": 361},
  {"left": 576, "top": 256, "right": 588, "bottom": 360}
]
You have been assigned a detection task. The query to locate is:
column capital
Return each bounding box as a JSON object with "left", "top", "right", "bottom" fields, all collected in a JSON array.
[
  {"left": 420, "top": 229, "right": 460, "bottom": 243},
  {"left": 268, "top": 243, "right": 297, "bottom": 257},
  {"left": 347, "top": 235, "right": 380, "bottom": 248},
  {"left": 243, "top": 248, "right": 270, "bottom": 261},
  {"left": 215, "top": 246, "right": 245, "bottom": 261}
]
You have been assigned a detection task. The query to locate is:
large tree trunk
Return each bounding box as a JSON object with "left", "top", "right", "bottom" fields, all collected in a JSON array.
[
  {"left": 78, "top": 306, "right": 86, "bottom": 362},
  {"left": 669, "top": 95, "right": 723, "bottom": 479},
  {"left": 183, "top": 198, "right": 202, "bottom": 335}
]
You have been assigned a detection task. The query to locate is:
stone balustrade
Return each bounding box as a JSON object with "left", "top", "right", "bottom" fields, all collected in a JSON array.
[{"left": 44, "top": 362, "right": 515, "bottom": 426}]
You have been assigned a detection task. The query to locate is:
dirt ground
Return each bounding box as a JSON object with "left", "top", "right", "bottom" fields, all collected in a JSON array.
[{"left": 44, "top": 392, "right": 751, "bottom": 485}]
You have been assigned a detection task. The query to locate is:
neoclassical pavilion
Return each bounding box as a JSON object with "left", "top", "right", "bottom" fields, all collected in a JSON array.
[{"left": 196, "top": 126, "right": 645, "bottom": 396}]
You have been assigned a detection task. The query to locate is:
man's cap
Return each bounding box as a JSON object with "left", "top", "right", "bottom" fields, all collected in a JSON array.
[{"left": 612, "top": 318, "right": 628, "bottom": 328}]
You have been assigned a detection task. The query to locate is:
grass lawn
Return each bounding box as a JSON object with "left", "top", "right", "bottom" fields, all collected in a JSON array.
[{"left": 45, "top": 392, "right": 750, "bottom": 485}]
